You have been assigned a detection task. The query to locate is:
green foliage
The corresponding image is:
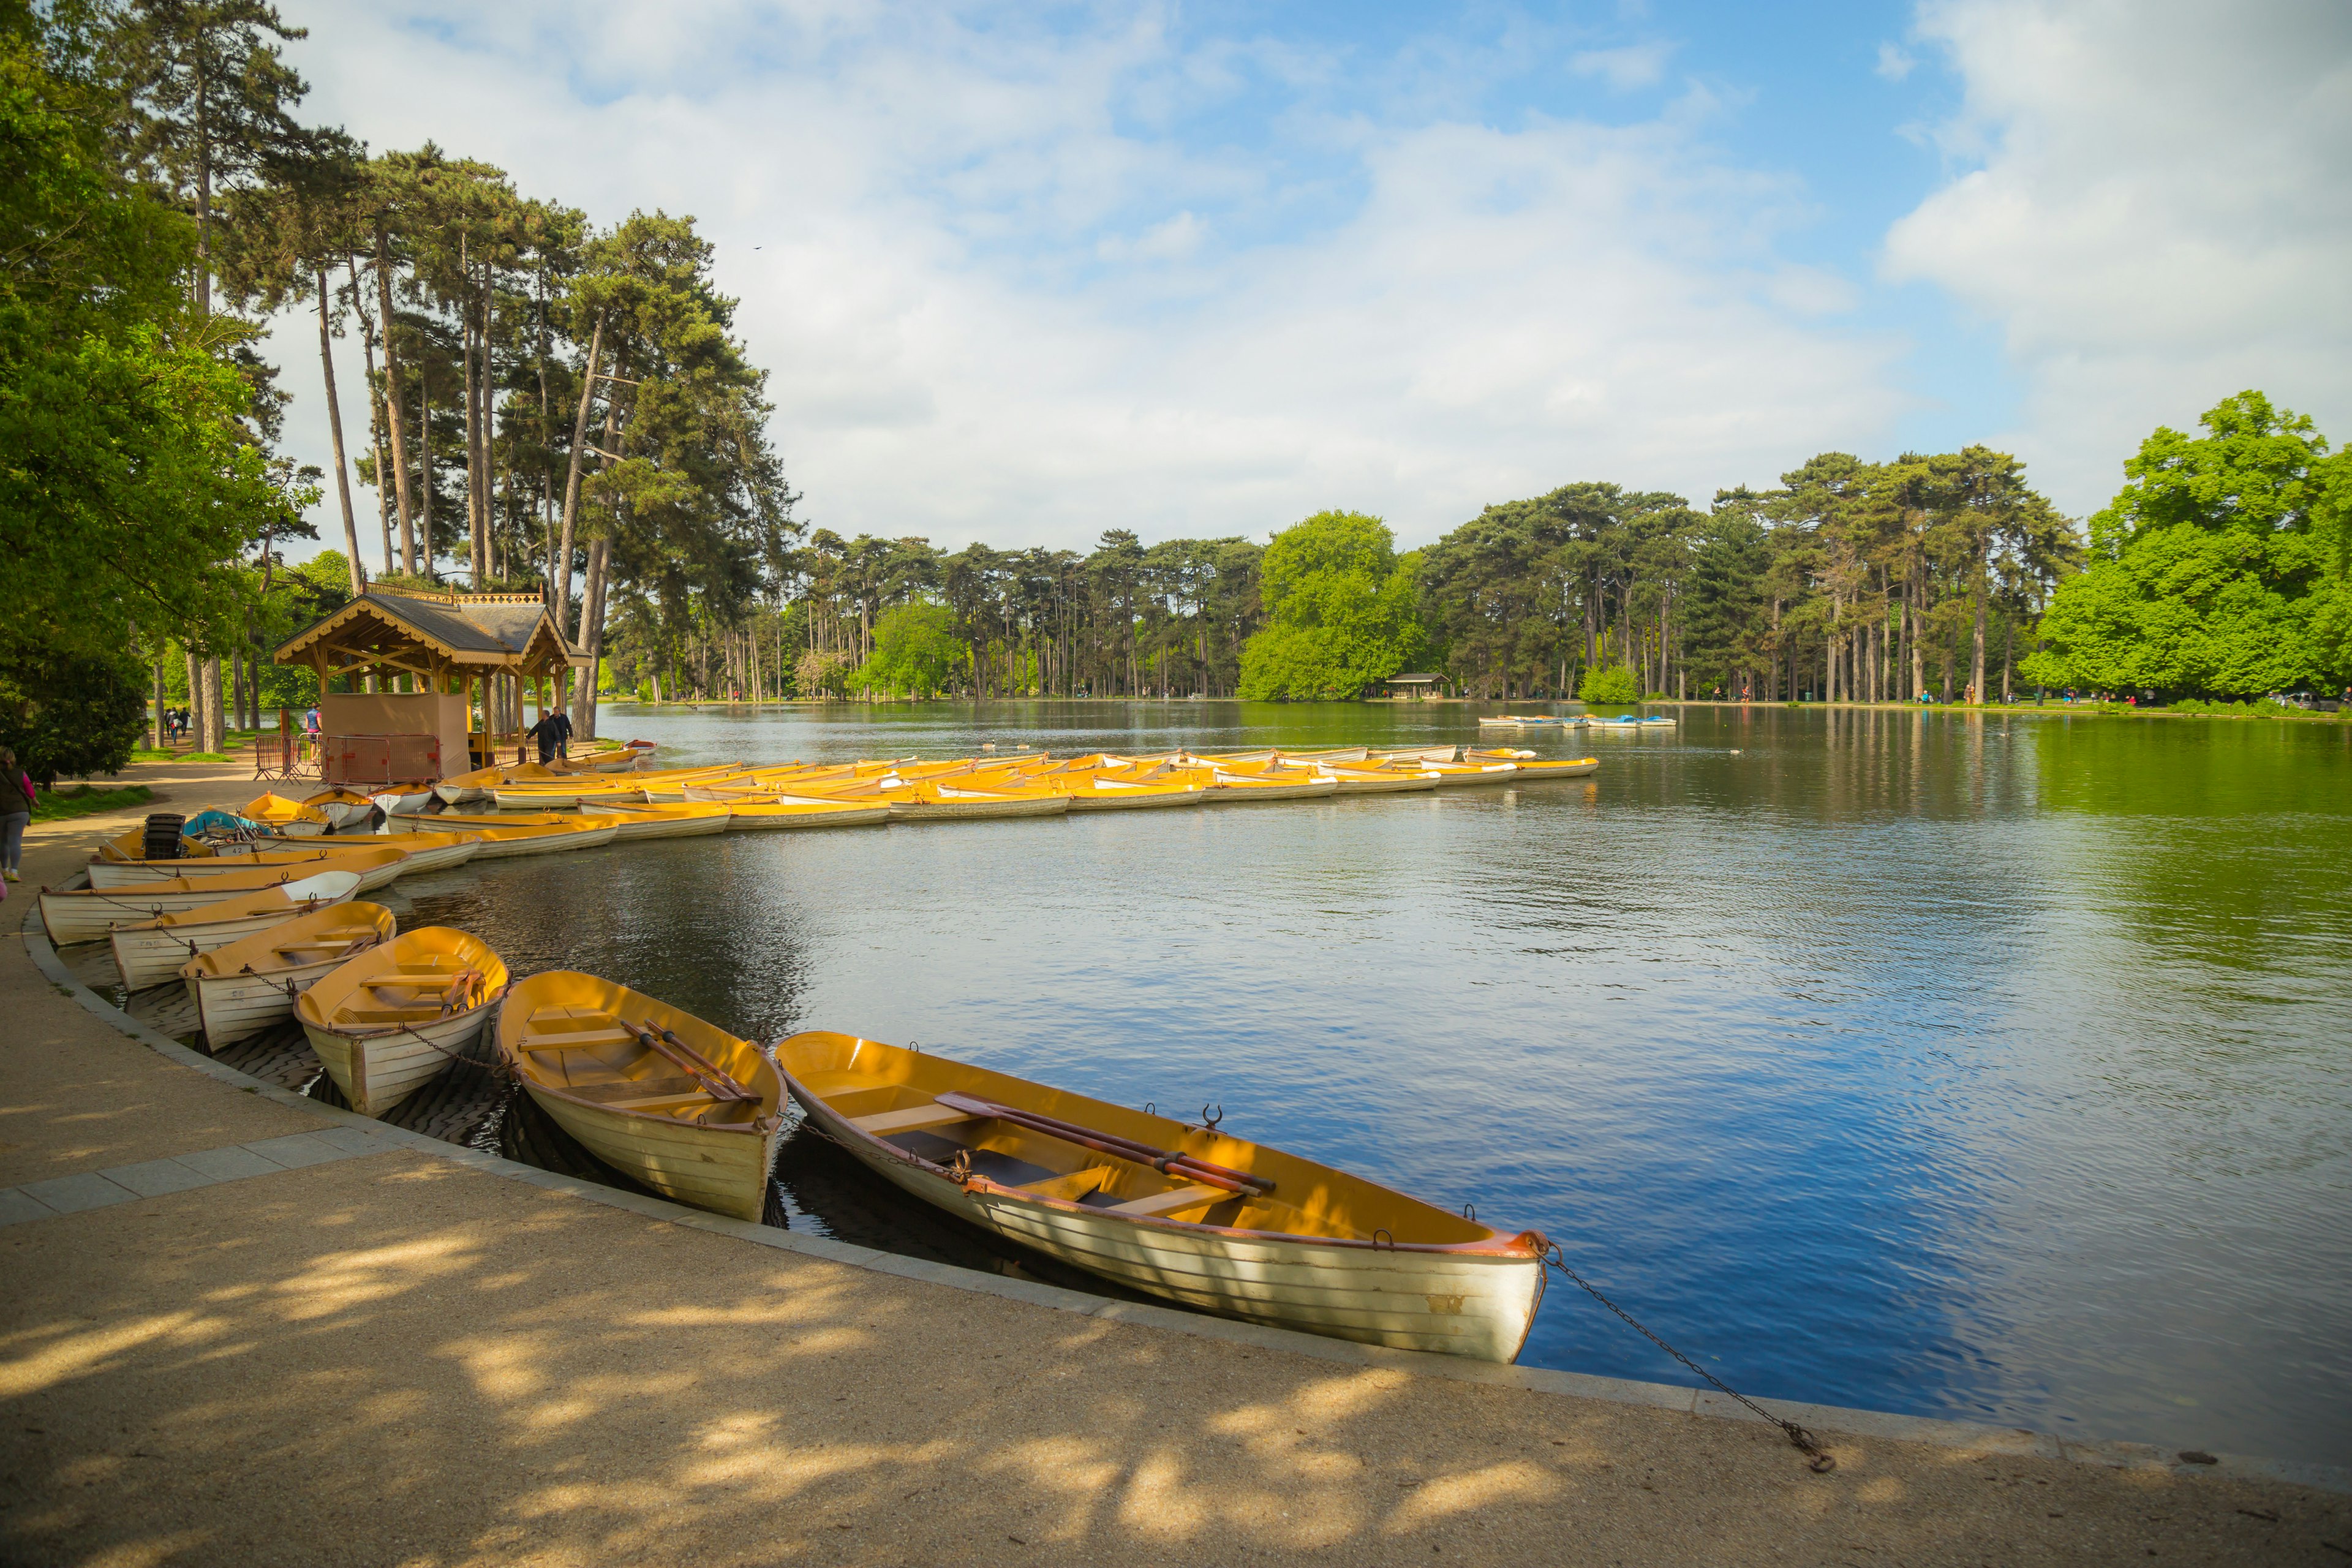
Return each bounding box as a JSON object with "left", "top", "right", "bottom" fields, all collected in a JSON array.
[
  {"left": 2022, "top": 393, "right": 2350, "bottom": 696},
  {"left": 1239, "top": 512, "right": 1427, "bottom": 699},
  {"left": 0, "top": 644, "right": 150, "bottom": 784},
  {"left": 0, "top": 31, "right": 293, "bottom": 667},
  {"left": 854, "top": 603, "right": 962, "bottom": 697},
  {"left": 1578, "top": 665, "right": 1638, "bottom": 704},
  {"left": 32, "top": 783, "right": 153, "bottom": 823}
]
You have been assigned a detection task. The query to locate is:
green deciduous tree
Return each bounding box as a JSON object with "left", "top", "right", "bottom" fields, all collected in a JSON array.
[
  {"left": 1238, "top": 511, "right": 1427, "bottom": 699},
  {"left": 854, "top": 602, "right": 962, "bottom": 697},
  {"left": 2022, "top": 392, "right": 2349, "bottom": 696}
]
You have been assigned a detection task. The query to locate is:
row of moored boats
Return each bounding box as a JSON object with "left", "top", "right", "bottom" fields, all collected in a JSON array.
[{"left": 34, "top": 738, "right": 1575, "bottom": 1363}]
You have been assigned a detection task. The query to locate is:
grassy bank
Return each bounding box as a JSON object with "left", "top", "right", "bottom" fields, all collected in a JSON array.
[{"left": 31, "top": 784, "right": 153, "bottom": 823}]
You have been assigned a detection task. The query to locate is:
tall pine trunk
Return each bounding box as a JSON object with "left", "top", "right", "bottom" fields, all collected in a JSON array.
[
  {"left": 552, "top": 312, "right": 605, "bottom": 637},
  {"left": 373, "top": 224, "right": 417, "bottom": 573},
  {"left": 317, "top": 266, "right": 366, "bottom": 599}
]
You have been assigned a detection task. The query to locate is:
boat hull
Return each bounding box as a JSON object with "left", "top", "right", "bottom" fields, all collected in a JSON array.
[
  {"left": 723, "top": 802, "right": 893, "bottom": 830},
  {"left": 527, "top": 1090, "right": 781, "bottom": 1221},
  {"left": 886, "top": 795, "right": 1071, "bottom": 822},
  {"left": 41, "top": 882, "right": 296, "bottom": 946},
  {"left": 1205, "top": 778, "right": 1340, "bottom": 802},
  {"left": 189, "top": 954, "right": 342, "bottom": 1047},
  {"left": 304, "top": 1008, "right": 486, "bottom": 1118},
  {"left": 110, "top": 899, "right": 345, "bottom": 992},
  {"left": 797, "top": 1091, "right": 1543, "bottom": 1360},
  {"left": 1324, "top": 772, "right": 1441, "bottom": 794},
  {"left": 1063, "top": 788, "right": 1204, "bottom": 812}
]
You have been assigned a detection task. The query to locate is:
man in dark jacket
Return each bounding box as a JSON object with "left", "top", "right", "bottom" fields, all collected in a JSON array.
[{"left": 549, "top": 708, "right": 573, "bottom": 760}]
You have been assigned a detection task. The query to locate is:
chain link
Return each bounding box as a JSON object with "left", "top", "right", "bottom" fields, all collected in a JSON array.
[{"left": 1544, "top": 1244, "right": 1834, "bottom": 1472}]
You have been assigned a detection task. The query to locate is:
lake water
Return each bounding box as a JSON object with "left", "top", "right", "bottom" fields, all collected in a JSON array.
[{"left": 383, "top": 701, "right": 2352, "bottom": 1467}]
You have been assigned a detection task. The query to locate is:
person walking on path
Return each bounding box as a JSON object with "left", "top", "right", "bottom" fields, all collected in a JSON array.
[
  {"left": 0, "top": 745, "right": 32, "bottom": 883},
  {"left": 549, "top": 707, "right": 573, "bottom": 761}
]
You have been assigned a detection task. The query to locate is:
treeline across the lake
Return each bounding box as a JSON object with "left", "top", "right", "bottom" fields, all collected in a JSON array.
[{"left": 608, "top": 392, "right": 2351, "bottom": 707}]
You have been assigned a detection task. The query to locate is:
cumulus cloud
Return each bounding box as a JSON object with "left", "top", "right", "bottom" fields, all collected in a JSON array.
[
  {"left": 265, "top": 1, "right": 1904, "bottom": 559},
  {"left": 1874, "top": 42, "right": 1915, "bottom": 81},
  {"left": 1883, "top": 0, "right": 2352, "bottom": 509},
  {"left": 1568, "top": 42, "right": 1675, "bottom": 91}
]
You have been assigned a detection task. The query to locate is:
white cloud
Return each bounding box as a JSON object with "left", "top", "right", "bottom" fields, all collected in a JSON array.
[
  {"left": 1874, "top": 42, "right": 1915, "bottom": 81},
  {"left": 1883, "top": 0, "right": 2352, "bottom": 510},
  {"left": 1569, "top": 42, "right": 1675, "bottom": 91},
  {"left": 266, "top": 1, "right": 1905, "bottom": 565}
]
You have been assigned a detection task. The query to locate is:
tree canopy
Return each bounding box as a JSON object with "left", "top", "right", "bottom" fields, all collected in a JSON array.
[
  {"left": 2022, "top": 393, "right": 2352, "bottom": 696},
  {"left": 1238, "top": 512, "right": 1427, "bottom": 699}
]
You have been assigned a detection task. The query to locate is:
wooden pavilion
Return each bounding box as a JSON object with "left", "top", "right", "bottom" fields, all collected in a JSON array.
[{"left": 273, "top": 586, "right": 590, "bottom": 784}]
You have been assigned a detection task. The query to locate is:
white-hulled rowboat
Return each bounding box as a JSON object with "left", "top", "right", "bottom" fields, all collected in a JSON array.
[
  {"left": 496, "top": 971, "right": 785, "bottom": 1221},
  {"left": 778, "top": 1031, "right": 1547, "bottom": 1361},
  {"left": 108, "top": 871, "right": 363, "bottom": 991},
  {"left": 181, "top": 901, "right": 398, "bottom": 1049},
  {"left": 297, "top": 927, "right": 508, "bottom": 1117}
]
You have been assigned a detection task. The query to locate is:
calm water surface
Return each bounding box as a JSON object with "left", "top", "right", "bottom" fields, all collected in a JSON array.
[{"left": 383, "top": 701, "right": 2352, "bottom": 1466}]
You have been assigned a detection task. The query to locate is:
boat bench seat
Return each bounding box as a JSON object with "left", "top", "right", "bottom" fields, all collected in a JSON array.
[
  {"left": 522, "top": 1028, "right": 639, "bottom": 1051},
  {"left": 1105, "top": 1184, "right": 1226, "bottom": 1219},
  {"left": 562, "top": 1074, "right": 713, "bottom": 1107},
  {"left": 850, "top": 1102, "right": 972, "bottom": 1135}
]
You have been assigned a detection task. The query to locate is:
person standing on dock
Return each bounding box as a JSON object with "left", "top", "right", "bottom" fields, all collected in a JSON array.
[
  {"left": 524, "top": 711, "right": 560, "bottom": 764},
  {"left": 0, "top": 745, "right": 32, "bottom": 883}
]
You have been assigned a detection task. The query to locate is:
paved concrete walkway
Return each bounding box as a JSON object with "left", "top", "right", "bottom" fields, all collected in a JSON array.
[{"left": 2, "top": 760, "right": 2344, "bottom": 1566}]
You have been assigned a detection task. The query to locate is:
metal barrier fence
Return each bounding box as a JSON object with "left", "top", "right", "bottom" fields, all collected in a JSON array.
[{"left": 322, "top": 733, "right": 443, "bottom": 788}]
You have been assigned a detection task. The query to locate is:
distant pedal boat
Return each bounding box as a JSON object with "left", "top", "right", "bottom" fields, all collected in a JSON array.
[
  {"left": 297, "top": 927, "right": 509, "bottom": 1117},
  {"left": 108, "top": 870, "right": 363, "bottom": 991},
  {"left": 778, "top": 1032, "right": 1548, "bottom": 1361},
  {"left": 181, "top": 901, "right": 398, "bottom": 1049},
  {"left": 496, "top": 971, "right": 786, "bottom": 1221}
]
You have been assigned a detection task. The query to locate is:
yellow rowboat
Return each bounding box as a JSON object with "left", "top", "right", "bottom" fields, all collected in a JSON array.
[
  {"left": 1480, "top": 756, "right": 1599, "bottom": 779},
  {"left": 577, "top": 802, "right": 731, "bottom": 840},
  {"left": 370, "top": 788, "right": 437, "bottom": 815},
  {"left": 40, "top": 864, "right": 363, "bottom": 946},
  {"left": 431, "top": 765, "right": 503, "bottom": 805},
  {"left": 985, "top": 775, "right": 1205, "bottom": 812},
  {"left": 180, "top": 902, "right": 397, "bottom": 1049},
  {"left": 243, "top": 792, "right": 330, "bottom": 836},
  {"left": 87, "top": 844, "right": 412, "bottom": 894},
  {"left": 1200, "top": 770, "right": 1340, "bottom": 803},
  {"left": 720, "top": 799, "right": 892, "bottom": 830},
  {"left": 350, "top": 829, "right": 485, "bottom": 876},
  {"left": 298, "top": 927, "right": 509, "bottom": 1117},
  {"left": 1317, "top": 766, "right": 1441, "bottom": 795},
  {"left": 496, "top": 971, "right": 786, "bottom": 1221},
  {"left": 1417, "top": 759, "right": 1525, "bottom": 786},
  {"left": 490, "top": 782, "right": 649, "bottom": 810},
  {"left": 886, "top": 782, "right": 1072, "bottom": 822},
  {"left": 380, "top": 811, "right": 568, "bottom": 833},
  {"left": 303, "top": 788, "right": 380, "bottom": 829},
  {"left": 778, "top": 1032, "right": 1548, "bottom": 1360},
  {"left": 459, "top": 820, "right": 622, "bottom": 861},
  {"left": 108, "top": 870, "right": 363, "bottom": 991},
  {"left": 1370, "top": 745, "right": 1461, "bottom": 764}
]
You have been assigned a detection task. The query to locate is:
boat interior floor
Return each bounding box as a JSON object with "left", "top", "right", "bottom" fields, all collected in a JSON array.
[{"left": 517, "top": 1006, "right": 765, "bottom": 1125}]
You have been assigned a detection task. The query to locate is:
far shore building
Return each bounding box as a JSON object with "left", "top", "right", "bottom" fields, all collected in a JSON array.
[
  {"left": 1382, "top": 673, "right": 1447, "bottom": 699},
  {"left": 271, "top": 585, "right": 590, "bottom": 786}
]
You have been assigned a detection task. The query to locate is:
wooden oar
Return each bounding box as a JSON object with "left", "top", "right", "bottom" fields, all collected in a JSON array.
[
  {"left": 934, "top": 1091, "right": 1273, "bottom": 1196},
  {"left": 631, "top": 1022, "right": 758, "bottom": 1104}
]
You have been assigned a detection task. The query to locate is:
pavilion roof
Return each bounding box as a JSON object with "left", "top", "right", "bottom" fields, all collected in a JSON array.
[{"left": 274, "top": 586, "right": 590, "bottom": 678}]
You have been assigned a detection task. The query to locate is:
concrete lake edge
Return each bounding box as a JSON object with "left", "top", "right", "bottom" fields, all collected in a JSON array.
[{"left": 20, "top": 878, "right": 2346, "bottom": 1498}]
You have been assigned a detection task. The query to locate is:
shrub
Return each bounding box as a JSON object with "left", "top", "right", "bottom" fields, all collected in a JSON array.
[{"left": 1578, "top": 665, "right": 1638, "bottom": 704}]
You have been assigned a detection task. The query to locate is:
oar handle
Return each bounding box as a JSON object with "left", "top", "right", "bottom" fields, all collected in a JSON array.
[{"left": 937, "top": 1091, "right": 1273, "bottom": 1195}]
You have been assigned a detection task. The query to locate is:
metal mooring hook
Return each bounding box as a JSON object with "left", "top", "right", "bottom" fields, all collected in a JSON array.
[{"left": 1200, "top": 1102, "right": 1223, "bottom": 1130}]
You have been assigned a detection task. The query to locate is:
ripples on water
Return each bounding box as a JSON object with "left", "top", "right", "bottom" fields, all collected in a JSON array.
[{"left": 382, "top": 701, "right": 2352, "bottom": 1465}]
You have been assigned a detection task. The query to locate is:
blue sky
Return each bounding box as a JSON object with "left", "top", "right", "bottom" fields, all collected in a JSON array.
[{"left": 269, "top": 0, "right": 2350, "bottom": 557}]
